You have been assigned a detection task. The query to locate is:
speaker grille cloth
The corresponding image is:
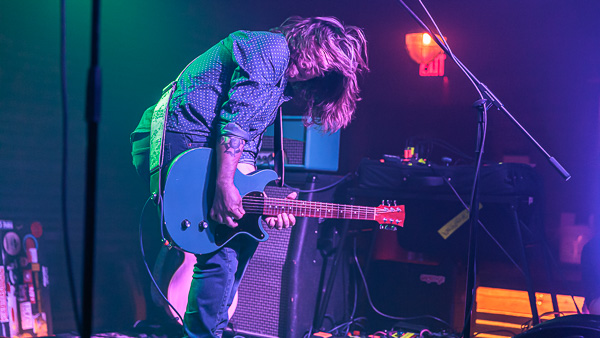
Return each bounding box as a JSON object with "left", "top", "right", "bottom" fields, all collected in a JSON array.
[
  {"left": 229, "top": 186, "right": 296, "bottom": 337},
  {"left": 261, "top": 136, "right": 305, "bottom": 165}
]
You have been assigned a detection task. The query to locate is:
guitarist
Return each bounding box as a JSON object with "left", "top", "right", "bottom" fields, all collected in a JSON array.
[{"left": 131, "top": 16, "right": 368, "bottom": 337}]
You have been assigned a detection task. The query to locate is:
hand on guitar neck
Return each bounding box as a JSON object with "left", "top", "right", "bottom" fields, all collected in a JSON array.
[
  {"left": 235, "top": 163, "right": 298, "bottom": 231},
  {"left": 264, "top": 191, "right": 297, "bottom": 230},
  {"left": 211, "top": 182, "right": 298, "bottom": 230}
]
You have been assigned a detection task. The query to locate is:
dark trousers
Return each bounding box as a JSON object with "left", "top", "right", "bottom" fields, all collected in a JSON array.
[{"left": 184, "top": 236, "right": 258, "bottom": 337}]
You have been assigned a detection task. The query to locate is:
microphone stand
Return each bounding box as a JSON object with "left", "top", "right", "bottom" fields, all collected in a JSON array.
[
  {"left": 394, "top": 1, "right": 571, "bottom": 337},
  {"left": 83, "top": 0, "right": 101, "bottom": 337},
  {"left": 462, "top": 99, "right": 488, "bottom": 336}
]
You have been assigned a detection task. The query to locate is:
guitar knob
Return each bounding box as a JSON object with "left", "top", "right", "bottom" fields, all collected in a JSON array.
[
  {"left": 181, "top": 219, "right": 191, "bottom": 230},
  {"left": 198, "top": 221, "right": 209, "bottom": 232}
]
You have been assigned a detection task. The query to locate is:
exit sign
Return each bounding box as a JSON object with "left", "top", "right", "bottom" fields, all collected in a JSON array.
[{"left": 420, "top": 53, "right": 446, "bottom": 77}]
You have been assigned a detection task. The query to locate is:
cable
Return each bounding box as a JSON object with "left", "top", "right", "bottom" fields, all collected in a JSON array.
[
  {"left": 324, "top": 264, "right": 362, "bottom": 337},
  {"left": 138, "top": 196, "right": 191, "bottom": 335},
  {"left": 520, "top": 311, "right": 583, "bottom": 332},
  {"left": 345, "top": 260, "right": 360, "bottom": 337},
  {"left": 419, "top": 328, "right": 433, "bottom": 337},
  {"left": 352, "top": 237, "right": 452, "bottom": 329},
  {"left": 307, "top": 231, "right": 364, "bottom": 338},
  {"left": 60, "top": 0, "right": 82, "bottom": 333},
  {"left": 327, "top": 317, "right": 367, "bottom": 337},
  {"left": 284, "top": 172, "right": 353, "bottom": 193}
]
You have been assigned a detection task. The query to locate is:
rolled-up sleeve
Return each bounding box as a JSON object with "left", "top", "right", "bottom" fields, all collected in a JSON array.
[{"left": 216, "top": 31, "right": 289, "bottom": 141}]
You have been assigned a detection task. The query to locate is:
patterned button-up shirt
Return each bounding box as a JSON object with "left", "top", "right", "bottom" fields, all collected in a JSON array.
[{"left": 166, "top": 30, "right": 292, "bottom": 164}]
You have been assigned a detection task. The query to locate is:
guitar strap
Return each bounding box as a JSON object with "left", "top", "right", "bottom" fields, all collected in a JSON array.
[
  {"left": 149, "top": 56, "right": 201, "bottom": 200},
  {"left": 273, "top": 107, "right": 285, "bottom": 187}
]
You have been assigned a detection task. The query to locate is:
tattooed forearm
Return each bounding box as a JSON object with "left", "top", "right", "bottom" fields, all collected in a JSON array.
[{"left": 220, "top": 136, "right": 244, "bottom": 157}]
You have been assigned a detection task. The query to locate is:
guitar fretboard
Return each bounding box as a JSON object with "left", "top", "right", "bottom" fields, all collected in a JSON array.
[{"left": 243, "top": 196, "right": 377, "bottom": 221}]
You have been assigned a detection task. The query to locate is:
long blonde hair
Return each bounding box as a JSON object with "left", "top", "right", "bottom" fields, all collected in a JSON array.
[{"left": 271, "top": 16, "right": 369, "bottom": 132}]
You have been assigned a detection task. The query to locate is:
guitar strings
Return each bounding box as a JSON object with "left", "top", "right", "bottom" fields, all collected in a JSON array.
[
  {"left": 239, "top": 196, "right": 404, "bottom": 220},
  {"left": 241, "top": 196, "right": 401, "bottom": 214},
  {"left": 240, "top": 204, "right": 375, "bottom": 212},
  {"left": 242, "top": 197, "right": 374, "bottom": 213},
  {"left": 243, "top": 206, "right": 374, "bottom": 218},
  {"left": 242, "top": 196, "right": 380, "bottom": 210}
]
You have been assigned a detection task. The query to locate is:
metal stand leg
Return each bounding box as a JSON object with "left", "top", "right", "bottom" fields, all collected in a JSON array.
[{"left": 511, "top": 203, "right": 540, "bottom": 325}]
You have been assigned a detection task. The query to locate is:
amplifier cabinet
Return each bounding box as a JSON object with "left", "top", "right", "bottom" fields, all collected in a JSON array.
[
  {"left": 258, "top": 116, "right": 340, "bottom": 172},
  {"left": 227, "top": 173, "right": 349, "bottom": 338}
]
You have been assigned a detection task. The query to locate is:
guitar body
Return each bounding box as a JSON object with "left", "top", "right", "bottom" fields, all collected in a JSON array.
[{"left": 163, "top": 147, "right": 278, "bottom": 255}]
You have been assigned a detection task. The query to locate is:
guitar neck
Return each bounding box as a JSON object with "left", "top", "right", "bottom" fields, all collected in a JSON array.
[{"left": 259, "top": 197, "right": 377, "bottom": 221}]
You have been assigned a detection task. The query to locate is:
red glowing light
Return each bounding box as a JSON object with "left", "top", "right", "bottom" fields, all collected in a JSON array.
[
  {"left": 419, "top": 54, "right": 447, "bottom": 77},
  {"left": 405, "top": 32, "right": 445, "bottom": 64}
]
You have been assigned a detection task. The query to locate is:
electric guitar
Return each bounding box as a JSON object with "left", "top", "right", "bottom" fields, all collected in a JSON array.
[{"left": 162, "top": 147, "right": 405, "bottom": 255}]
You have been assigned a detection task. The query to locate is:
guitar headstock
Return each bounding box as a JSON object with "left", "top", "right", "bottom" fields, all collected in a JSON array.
[{"left": 374, "top": 200, "right": 405, "bottom": 231}]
